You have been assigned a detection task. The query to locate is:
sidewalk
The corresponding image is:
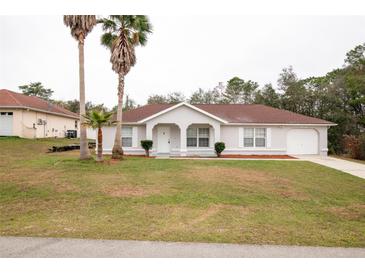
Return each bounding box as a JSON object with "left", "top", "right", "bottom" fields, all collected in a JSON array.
[
  {"left": 297, "top": 156, "right": 365, "bottom": 179},
  {"left": 1, "top": 236, "right": 364, "bottom": 258}
]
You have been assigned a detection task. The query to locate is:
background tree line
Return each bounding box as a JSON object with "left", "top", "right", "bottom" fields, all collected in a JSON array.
[
  {"left": 147, "top": 43, "right": 365, "bottom": 154},
  {"left": 18, "top": 82, "right": 138, "bottom": 114},
  {"left": 19, "top": 43, "right": 365, "bottom": 155}
]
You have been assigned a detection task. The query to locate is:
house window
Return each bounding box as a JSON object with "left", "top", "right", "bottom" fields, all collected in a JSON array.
[
  {"left": 244, "top": 128, "right": 266, "bottom": 148},
  {"left": 244, "top": 128, "right": 254, "bottom": 147},
  {"left": 122, "top": 126, "right": 133, "bottom": 147},
  {"left": 187, "top": 127, "right": 197, "bottom": 147},
  {"left": 255, "top": 128, "right": 266, "bottom": 147},
  {"left": 75, "top": 121, "right": 78, "bottom": 129},
  {"left": 187, "top": 127, "right": 210, "bottom": 148},
  {"left": 198, "top": 128, "right": 209, "bottom": 147}
]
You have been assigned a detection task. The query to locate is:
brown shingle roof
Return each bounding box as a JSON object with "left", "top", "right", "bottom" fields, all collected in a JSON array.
[
  {"left": 195, "top": 104, "right": 332, "bottom": 124},
  {"left": 121, "top": 103, "right": 333, "bottom": 124},
  {"left": 0, "top": 89, "right": 79, "bottom": 119},
  {"left": 116, "top": 104, "right": 175, "bottom": 122}
]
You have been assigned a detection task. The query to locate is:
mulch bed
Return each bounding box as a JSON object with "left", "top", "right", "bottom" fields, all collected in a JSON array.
[
  {"left": 105, "top": 154, "right": 294, "bottom": 160},
  {"left": 220, "top": 154, "right": 296, "bottom": 159},
  {"left": 170, "top": 155, "right": 296, "bottom": 159},
  {"left": 124, "top": 154, "right": 155, "bottom": 158}
]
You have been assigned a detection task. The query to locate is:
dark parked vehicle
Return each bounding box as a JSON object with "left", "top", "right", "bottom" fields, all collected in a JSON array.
[{"left": 66, "top": 130, "right": 77, "bottom": 138}]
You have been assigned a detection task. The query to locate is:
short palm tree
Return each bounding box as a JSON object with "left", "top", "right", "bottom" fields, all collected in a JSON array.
[
  {"left": 63, "top": 15, "right": 97, "bottom": 160},
  {"left": 83, "top": 110, "right": 114, "bottom": 162},
  {"left": 99, "top": 15, "right": 152, "bottom": 159}
]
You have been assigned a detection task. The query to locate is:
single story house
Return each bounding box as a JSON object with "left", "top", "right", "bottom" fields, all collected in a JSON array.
[
  {"left": 0, "top": 89, "right": 79, "bottom": 138},
  {"left": 102, "top": 102, "right": 335, "bottom": 156}
]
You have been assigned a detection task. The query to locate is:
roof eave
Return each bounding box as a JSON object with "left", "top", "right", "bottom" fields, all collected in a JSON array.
[
  {"left": 0, "top": 105, "right": 79, "bottom": 119},
  {"left": 226, "top": 122, "right": 337, "bottom": 126}
]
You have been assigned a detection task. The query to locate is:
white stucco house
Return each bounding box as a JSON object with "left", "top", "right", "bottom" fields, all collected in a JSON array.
[
  {"left": 0, "top": 89, "right": 79, "bottom": 138},
  {"left": 102, "top": 102, "right": 335, "bottom": 157}
]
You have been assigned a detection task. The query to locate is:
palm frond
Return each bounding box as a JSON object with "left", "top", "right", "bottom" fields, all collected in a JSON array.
[
  {"left": 63, "top": 15, "right": 97, "bottom": 41},
  {"left": 99, "top": 15, "right": 152, "bottom": 73},
  {"left": 82, "top": 110, "right": 114, "bottom": 129},
  {"left": 137, "top": 31, "right": 148, "bottom": 46},
  {"left": 101, "top": 32, "right": 117, "bottom": 49},
  {"left": 99, "top": 17, "right": 118, "bottom": 32}
]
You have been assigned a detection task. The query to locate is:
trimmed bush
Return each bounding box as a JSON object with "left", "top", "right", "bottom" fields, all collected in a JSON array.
[
  {"left": 141, "top": 140, "right": 153, "bottom": 157},
  {"left": 214, "top": 142, "right": 226, "bottom": 157}
]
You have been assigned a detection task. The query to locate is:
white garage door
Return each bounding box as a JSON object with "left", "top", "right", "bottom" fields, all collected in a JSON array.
[
  {"left": 287, "top": 129, "right": 318, "bottom": 155},
  {"left": 0, "top": 112, "right": 13, "bottom": 136}
]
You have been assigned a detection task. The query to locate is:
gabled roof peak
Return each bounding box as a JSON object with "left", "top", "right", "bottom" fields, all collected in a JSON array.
[{"left": 138, "top": 102, "right": 228, "bottom": 123}]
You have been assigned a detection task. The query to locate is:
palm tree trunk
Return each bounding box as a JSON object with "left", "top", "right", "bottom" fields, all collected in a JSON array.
[
  {"left": 97, "top": 127, "right": 103, "bottom": 162},
  {"left": 78, "top": 39, "right": 91, "bottom": 160},
  {"left": 111, "top": 73, "right": 124, "bottom": 159}
]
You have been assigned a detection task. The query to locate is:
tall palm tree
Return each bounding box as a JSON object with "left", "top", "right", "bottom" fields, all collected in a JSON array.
[
  {"left": 99, "top": 15, "right": 152, "bottom": 159},
  {"left": 83, "top": 110, "right": 114, "bottom": 162},
  {"left": 63, "top": 15, "right": 97, "bottom": 160}
]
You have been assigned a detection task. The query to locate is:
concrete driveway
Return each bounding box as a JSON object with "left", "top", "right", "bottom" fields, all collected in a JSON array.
[
  {"left": 296, "top": 156, "right": 365, "bottom": 179},
  {"left": 1, "top": 236, "right": 364, "bottom": 258}
]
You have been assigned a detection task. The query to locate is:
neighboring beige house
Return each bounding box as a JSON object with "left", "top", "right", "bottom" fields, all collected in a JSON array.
[
  {"left": 102, "top": 102, "right": 336, "bottom": 156},
  {"left": 0, "top": 89, "right": 79, "bottom": 138}
]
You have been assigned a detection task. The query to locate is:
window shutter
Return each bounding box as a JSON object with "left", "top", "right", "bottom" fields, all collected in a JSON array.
[
  {"left": 266, "top": 128, "right": 271, "bottom": 148},
  {"left": 132, "top": 126, "right": 138, "bottom": 147},
  {"left": 238, "top": 127, "right": 244, "bottom": 148}
]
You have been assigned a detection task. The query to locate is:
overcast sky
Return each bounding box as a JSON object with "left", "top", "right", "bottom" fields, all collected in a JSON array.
[{"left": 1, "top": 15, "right": 365, "bottom": 107}]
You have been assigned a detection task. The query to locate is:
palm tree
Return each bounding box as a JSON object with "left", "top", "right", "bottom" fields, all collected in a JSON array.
[
  {"left": 83, "top": 110, "right": 114, "bottom": 162},
  {"left": 99, "top": 15, "right": 152, "bottom": 159},
  {"left": 63, "top": 15, "right": 97, "bottom": 160}
]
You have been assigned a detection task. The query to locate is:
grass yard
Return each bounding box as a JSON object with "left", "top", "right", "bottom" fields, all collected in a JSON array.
[{"left": 0, "top": 137, "right": 364, "bottom": 247}]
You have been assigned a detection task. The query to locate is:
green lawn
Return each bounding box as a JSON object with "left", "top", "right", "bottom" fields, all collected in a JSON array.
[{"left": 0, "top": 137, "right": 364, "bottom": 247}]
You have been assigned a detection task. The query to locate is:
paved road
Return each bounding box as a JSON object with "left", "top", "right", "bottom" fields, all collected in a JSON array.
[
  {"left": 0, "top": 237, "right": 364, "bottom": 258},
  {"left": 297, "top": 156, "right": 365, "bottom": 179}
]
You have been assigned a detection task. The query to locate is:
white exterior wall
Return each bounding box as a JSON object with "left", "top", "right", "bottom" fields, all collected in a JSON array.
[
  {"left": 221, "top": 125, "right": 328, "bottom": 156},
  {"left": 101, "top": 125, "right": 146, "bottom": 155},
  {"left": 87, "top": 128, "right": 97, "bottom": 140},
  {"left": 316, "top": 126, "right": 328, "bottom": 156},
  {"left": 221, "top": 125, "right": 287, "bottom": 155},
  {"left": 101, "top": 104, "right": 330, "bottom": 156},
  {"left": 0, "top": 108, "right": 79, "bottom": 138}
]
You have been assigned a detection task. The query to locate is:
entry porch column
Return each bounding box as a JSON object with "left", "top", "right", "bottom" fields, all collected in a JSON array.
[
  {"left": 146, "top": 122, "right": 154, "bottom": 140},
  {"left": 213, "top": 124, "right": 221, "bottom": 144},
  {"left": 179, "top": 124, "right": 188, "bottom": 156}
]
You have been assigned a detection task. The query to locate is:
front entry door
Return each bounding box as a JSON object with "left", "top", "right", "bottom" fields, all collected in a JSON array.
[{"left": 157, "top": 126, "right": 170, "bottom": 153}]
